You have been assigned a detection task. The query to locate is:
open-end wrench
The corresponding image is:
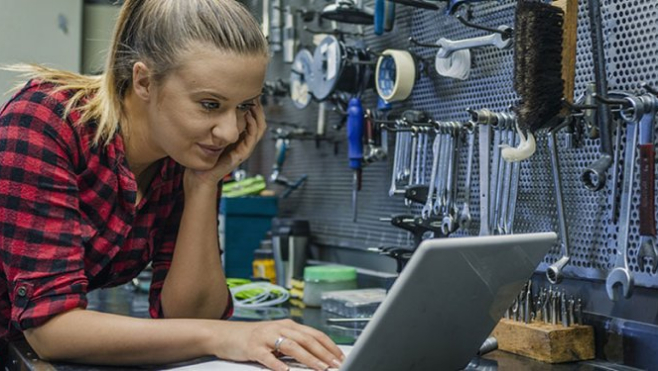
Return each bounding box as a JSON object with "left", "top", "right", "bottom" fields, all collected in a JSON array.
[
  {"left": 407, "top": 127, "right": 418, "bottom": 188},
  {"left": 546, "top": 119, "right": 573, "bottom": 284},
  {"left": 433, "top": 128, "right": 451, "bottom": 216},
  {"left": 489, "top": 119, "right": 502, "bottom": 233},
  {"left": 468, "top": 108, "right": 494, "bottom": 236},
  {"left": 493, "top": 118, "right": 508, "bottom": 234},
  {"left": 498, "top": 114, "right": 515, "bottom": 235},
  {"left": 398, "top": 130, "right": 410, "bottom": 183},
  {"left": 435, "top": 25, "right": 513, "bottom": 59},
  {"left": 419, "top": 130, "right": 429, "bottom": 185},
  {"left": 606, "top": 113, "right": 638, "bottom": 301},
  {"left": 422, "top": 133, "right": 442, "bottom": 219},
  {"left": 506, "top": 115, "right": 521, "bottom": 235},
  {"left": 622, "top": 94, "right": 658, "bottom": 273},
  {"left": 442, "top": 122, "right": 461, "bottom": 235},
  {"left": 459, "top": 124, "right": 475, "bottom": 229},
  {"left": 389, "top": 130, "right": 402, "bottom": 197}
]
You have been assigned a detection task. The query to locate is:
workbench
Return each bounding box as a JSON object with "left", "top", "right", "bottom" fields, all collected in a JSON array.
[{"left": 2, "top": 286, "right": 644, "bottom": 371}]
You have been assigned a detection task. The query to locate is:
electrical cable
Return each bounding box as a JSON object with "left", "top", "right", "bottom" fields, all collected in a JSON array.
[{"left": 229, "top": 281, "right": 290, "bottom": 308}]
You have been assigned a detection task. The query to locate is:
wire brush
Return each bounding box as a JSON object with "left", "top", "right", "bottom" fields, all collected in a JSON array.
[{"left": 502, "top": 0, "right": 565, "bottom": 162}]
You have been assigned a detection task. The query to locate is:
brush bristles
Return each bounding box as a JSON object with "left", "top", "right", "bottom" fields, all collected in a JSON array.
[{"left": 514, "top": 0, "right": 565, "bottom": 134}]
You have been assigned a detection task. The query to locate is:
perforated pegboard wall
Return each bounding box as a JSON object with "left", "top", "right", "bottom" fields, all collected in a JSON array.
[{"left": 248, "top": 0, "right": 658, "bottom": 289}]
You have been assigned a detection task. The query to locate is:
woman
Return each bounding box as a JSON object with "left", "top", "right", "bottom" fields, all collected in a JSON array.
[{"left": 0, "top": 1, "right": 342, "bottom": 370}]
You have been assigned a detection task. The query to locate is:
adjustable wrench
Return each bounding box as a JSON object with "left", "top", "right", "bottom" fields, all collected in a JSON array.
[
  {"left": 546, "top": 119, "right": 573, "bottom": 284},
  {"left": 606, "top": 114, "right": 638, "bottom": 301},
  {"left": 622, "top": 95, "right": 658, "bottom": 273}
]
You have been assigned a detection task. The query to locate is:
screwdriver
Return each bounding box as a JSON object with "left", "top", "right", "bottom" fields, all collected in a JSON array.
[{"left": 347, "top": 98, "right": 365, "bottom": 222}]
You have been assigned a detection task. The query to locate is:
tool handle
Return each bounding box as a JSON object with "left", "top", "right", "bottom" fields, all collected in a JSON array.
[
  {"left": 365, "top": 110, "right": 374, "bottom": 144},
  {"left": 347, "top": 98, "right": 365, "bottom": 170},
  {"left": 275, "top": 138, "right": 287, "bottom": 169},
  {"left": 402, "top": 109, "right": 428, "bottom": 124},
  {"left": 384, "top": 1, "right": 396, "bottom": 32},
  {"left": 374, "top": 0, "right": 385, "bottom": 35},
  {"left": 639, "top": 143, "right": 656, "bottom": 237}
]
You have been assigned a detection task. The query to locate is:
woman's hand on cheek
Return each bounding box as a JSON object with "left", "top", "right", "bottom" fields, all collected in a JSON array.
[{"left": 185, "top": 101, "right": 267, "bottom": 189}]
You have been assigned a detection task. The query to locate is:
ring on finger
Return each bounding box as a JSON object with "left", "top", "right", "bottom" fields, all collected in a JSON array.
[{"left": 274, "top": 336, "right": 287, "bottom": 354}]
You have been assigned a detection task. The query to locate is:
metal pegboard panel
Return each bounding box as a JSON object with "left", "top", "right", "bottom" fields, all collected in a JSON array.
[{"left": 250, "top": 0, "right": 658, "bottom": 289}]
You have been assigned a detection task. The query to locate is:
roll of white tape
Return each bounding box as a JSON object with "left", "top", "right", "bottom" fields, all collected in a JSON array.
[
  {"left": 434, "top": 49, "right": 471, "bottom": 80},
  {"left": 375, "top": 49, "right": 416, "bottom": 103}
]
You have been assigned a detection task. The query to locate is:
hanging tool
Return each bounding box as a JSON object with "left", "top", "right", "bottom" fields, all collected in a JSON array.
[
  {"left": 620, "top": 91, "right": 658, "bottom": 273},
  {"left": 468, "top": 108, "right": 495, "bottom": 236},
  {"left": 606, "top": 99, "right": 638, "bottom": 301},
  {"left": 269, "top": 0, "right": 282, "bottom": 53},
  {"left": 459, "top": 123, "right": 475, "bottom": 229},
  {"left": 283, "top": 5, "right": 296, "bottom": 63},
  {"left": 374, "top": 0, "right": 396, "bottom": 35},
  {"left": 582, "top": 0, "right": 614, "bottom": 193},
  {"left": 320, "top": 0, "right": 374, "bottom": 25},
  {"left": 310, "top": 35, "right": 374, "bottom": 101},
  {"left": 388, "top": 0, "right": 440, "bottom": 10},
  {"left": 427, "top": 16, "right": 512, "bottom": 80},
  {"left": 363, "top": 109, "right": 387, "bottom": 164},
  {"left": 504, "top": 0, "right": 565, "bottom": 162},
  {"left": 289, "top": 49, "right": 314, "bottom": 109},
  {"left": 261, "top": 0, "right": 270, "bottom": 41},
  {"left": 437, "top": 16, "right": 512, "bottom": 59},
  {"left": 269, "top": 129, "right": 308, "bottom": 198},
  {"left": 347, "top": 98, "right": 365, "bottom": 222},
  {"left": 546, "top": 119, "right": 574, "bottom": 284},
  {"left": 496, "top": 114, "right": 515, "bottom": 234}
]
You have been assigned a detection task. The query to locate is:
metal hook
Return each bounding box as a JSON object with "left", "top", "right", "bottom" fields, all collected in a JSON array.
[
  {"left": 409, "top": 36, "right": 441, "bottom": 49},
  {"left": 455, "top": 14, "right": 512, "bottom": 39},
  {"left": 561, "top": 98, "right": 597, "bottom": 112},
  {"left": 592, "top": 93, "right": 632, "bottom": 107},
  {"left": 642, "top": 81, "right": 658, "bottom": 97},
  {"left": 302, "top": 26, "right": 363, "bottom": 38}
]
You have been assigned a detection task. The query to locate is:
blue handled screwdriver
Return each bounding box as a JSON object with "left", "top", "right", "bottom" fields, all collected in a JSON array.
[{"left": 347, "top": 98, "right": 365, "bottom": 222}]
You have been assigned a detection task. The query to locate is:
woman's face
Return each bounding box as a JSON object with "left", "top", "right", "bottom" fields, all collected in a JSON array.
[{"left": 144, "top": 45, "right": 267, "bottom": 171}]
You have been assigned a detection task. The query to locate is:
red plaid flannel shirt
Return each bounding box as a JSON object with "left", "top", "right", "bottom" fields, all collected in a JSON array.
[{"left": 0, "top": 80, "right": 230, "bottom": 340}]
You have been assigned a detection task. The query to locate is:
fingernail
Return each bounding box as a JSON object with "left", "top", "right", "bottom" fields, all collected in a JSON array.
[
  {"left": 332, "top": 359, "right": 342, "bottom": 367},
  {"left": 340, "top": 354, "right": 346, "bottom": 361},
  {"left": 317, "top": 362, "right": 329, "bottom": 370}
]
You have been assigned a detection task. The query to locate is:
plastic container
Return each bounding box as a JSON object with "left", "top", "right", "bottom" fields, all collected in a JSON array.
[
  {"left": 252, "top": 244, "right": 276, "bottom": 283},
  {"left": 321, "top": 288, "right": 386, "bottom": 318},
  {"left": 303, "top": 265, "right": 358, "bottom": 307}
]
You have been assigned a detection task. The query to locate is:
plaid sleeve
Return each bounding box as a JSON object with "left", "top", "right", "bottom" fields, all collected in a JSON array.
[
  {"left": 148, "top": 182, "right": 233, "bottom": 319},
  {"left": 0, "top": 86, "right": 88, "bottom": 332}
]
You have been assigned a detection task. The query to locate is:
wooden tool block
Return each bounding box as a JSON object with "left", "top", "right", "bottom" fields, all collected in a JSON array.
[{"left": 491, "top": 319, "right": 595, "bottom": 363}]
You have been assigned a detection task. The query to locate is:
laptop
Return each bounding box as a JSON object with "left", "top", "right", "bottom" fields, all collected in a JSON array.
[
  {"left": 339, "top": 232, "right": 557, "bottom": 371},
  {"left": 168, "top": 232, "right": 556, "bottom": 371}
]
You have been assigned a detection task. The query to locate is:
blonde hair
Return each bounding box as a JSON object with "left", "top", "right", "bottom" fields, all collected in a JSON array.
[{"left": 6, "top": 0, "right": 268, "bottom": 146}]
